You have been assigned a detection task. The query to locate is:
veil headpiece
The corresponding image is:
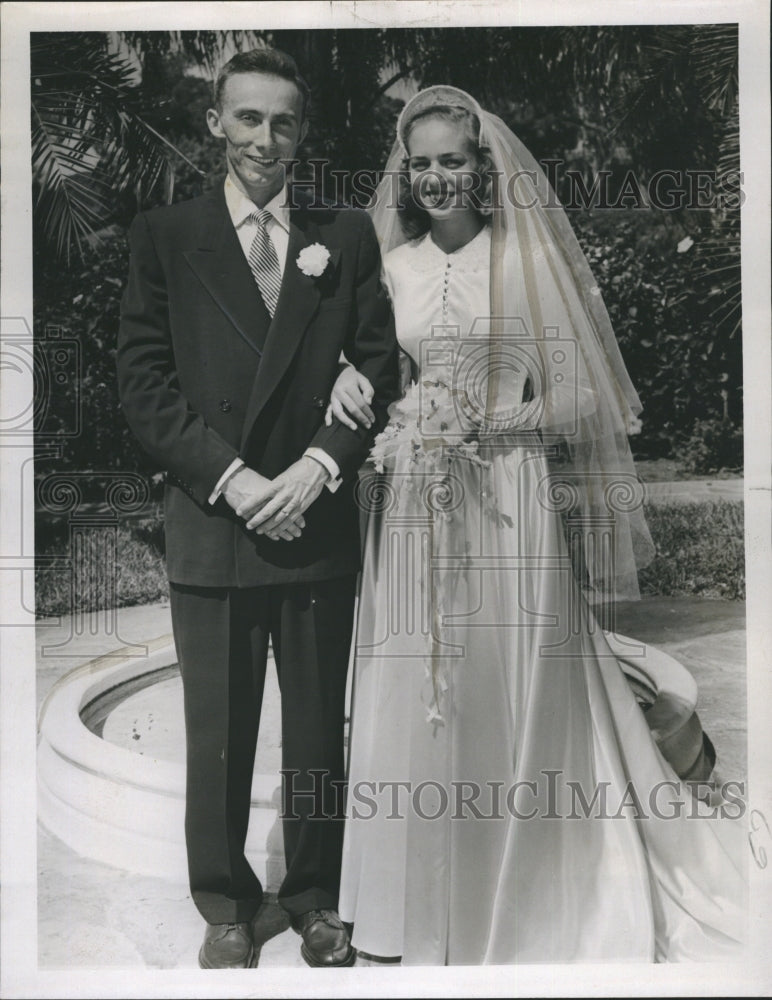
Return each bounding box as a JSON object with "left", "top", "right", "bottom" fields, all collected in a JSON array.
[
  {"left": 369, "top": 85, "right": 654, "bottom": 602},
  {"left": 395, "top": 84, "right": 484, "bottom": 151}
]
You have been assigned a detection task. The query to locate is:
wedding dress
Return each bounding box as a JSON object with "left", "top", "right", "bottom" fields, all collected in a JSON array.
[{"left": 337, "top": 225, "right": 746, "bottom": 964}]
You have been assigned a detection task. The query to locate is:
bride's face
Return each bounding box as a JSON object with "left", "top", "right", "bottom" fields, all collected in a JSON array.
[{"left": 406, "top": 117, "right": 483, "bottom": 220}]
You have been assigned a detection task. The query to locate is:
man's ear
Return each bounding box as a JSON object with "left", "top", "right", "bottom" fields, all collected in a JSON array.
[
  {"left": 298, "top": 117, "right": 309, "bottom": 147},
  {"left": 206, "top": 107, "right": 225, "bottom": 139}
]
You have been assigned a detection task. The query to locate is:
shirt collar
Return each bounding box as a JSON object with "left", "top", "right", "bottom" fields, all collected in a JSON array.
[{"left": 224, "top": 175, "right": 290, "bottom": 232}]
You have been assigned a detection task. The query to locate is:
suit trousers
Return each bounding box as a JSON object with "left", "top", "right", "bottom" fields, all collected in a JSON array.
[{"left": 169, "top": 575, "right": 356, "bottom": 923}]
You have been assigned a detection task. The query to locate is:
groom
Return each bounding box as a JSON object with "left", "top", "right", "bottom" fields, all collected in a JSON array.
[{"left": 117, "top": 47, "right": 398, "bottom": 968}]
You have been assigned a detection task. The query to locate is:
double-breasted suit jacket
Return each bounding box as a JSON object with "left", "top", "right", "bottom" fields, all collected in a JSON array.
[{"left": 117, "top": 182, "right": 399, "bottom": 585}]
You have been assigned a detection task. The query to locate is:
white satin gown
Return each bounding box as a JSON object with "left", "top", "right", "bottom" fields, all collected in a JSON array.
[{"left": 338, "top": 226, "right": 746, "bottom": 964}]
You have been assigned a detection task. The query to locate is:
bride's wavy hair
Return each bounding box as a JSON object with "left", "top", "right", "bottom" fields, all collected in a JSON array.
[{"left": 397, "top": 105, "right": 494, "bottom": 240}]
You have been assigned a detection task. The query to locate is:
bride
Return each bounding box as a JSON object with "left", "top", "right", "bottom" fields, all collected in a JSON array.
[{"left": 332, "top": 86, "right": 745, "bottom": 964}]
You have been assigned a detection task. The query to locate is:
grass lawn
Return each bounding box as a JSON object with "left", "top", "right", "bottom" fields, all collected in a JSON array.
[
  {"left": 637, "top": 499, "right": 744, "bottom": 600},
  {"left": 35, "top": 498, "right": 744, "bottom": 617}
]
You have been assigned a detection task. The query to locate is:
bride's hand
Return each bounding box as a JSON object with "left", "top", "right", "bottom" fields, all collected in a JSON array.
[{"left": 325, "top": 364, "right": 375, "bottom": 431}]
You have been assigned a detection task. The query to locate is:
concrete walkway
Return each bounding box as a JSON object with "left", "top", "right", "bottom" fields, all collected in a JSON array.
[
  {"left": 643, "top": 478, "right": 744, "bottom": 504},
  {"left": 36, "top": 595, "right": 747, "bottom": 971}
]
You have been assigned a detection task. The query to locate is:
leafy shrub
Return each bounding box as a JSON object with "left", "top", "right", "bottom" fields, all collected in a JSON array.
[
  {"left": 572, "top": 210, "right": 743, "bottom": 461},
  {"left": 33, "top": 232, "right": 160, "bottom": 481},
  {"left": 35, "top": 518, "right": 169, "bottom": 617},
  {"left": 677, "top": 418, "right": 744, "bottom": 475}
]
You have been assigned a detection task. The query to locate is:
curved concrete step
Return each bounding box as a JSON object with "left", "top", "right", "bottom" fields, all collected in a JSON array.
[{"left": 37, "top": 633, "right": 716, "bottom": 882}]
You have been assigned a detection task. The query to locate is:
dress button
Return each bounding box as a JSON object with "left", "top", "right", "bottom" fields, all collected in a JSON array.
[
  {"left": 219, "top": 399, "right": 232, "bottom": 413},
  {"left": 312, "top": 395, "right": 326, "bottom": 408}
]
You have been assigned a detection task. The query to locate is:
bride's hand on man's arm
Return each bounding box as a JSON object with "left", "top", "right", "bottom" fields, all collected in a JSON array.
[{"left": 325, "top": 364, "right": 375, "bottom": 431}]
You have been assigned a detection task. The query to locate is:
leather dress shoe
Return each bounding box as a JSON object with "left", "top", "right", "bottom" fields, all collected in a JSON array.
[
  {"left": 291, "top": 909, "right": 355, "bottom": 967},
  {"left": 198, "top": 921, "right": 257, "bottom": 969}
]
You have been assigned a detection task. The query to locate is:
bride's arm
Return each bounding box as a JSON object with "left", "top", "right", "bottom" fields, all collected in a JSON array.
[
  {"left": 325, "top": 362, "right": 376, "bottom": 430},
  {"left": 326, "top": 344, "right": 416, "bottom": 430},
  {"left": 326, "top": 257, "right": 413, "bottom": 430}
]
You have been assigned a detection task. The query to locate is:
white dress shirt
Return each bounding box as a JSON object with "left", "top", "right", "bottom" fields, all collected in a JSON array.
[{"left": 208, "top": 176, "right": 341, "bottom": 504}]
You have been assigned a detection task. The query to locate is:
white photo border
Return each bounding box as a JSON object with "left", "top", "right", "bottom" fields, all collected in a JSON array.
[{"left": 1, "top": 2, "right": 770, "bottom": 997}]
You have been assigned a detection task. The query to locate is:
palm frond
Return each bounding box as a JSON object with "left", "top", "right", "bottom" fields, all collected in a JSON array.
[
  {"left": 118, "top": 29, "right": 266, "bottom": 72},
  {"left": 691, "top": 24, "right": 739, "bottom": 117},
  {"left": 31, "top": 32, "right": 199, "bottom": 263},
  {"left": 31, "top": 110, "right": 114, "bottom": 261}
]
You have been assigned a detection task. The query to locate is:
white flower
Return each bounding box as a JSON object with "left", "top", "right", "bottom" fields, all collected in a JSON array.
[
  {"left": 296, "top": 243, "right": 331, "bottom": 277},
  {"left": 676, "top": 236, "right": 694, "bottom": 253},
  {"left": 626, "top": 414, "right": 643, "bottom": 436}
]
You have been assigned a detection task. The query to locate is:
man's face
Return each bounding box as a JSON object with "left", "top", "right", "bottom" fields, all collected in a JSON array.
[{"left": 207, "top": 72, "right": 307, "bottom": 205}]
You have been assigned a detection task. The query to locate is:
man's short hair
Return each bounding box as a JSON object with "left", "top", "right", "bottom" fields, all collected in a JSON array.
[{"left": 213, "top": 47, "right": 310, "bottom": 119}]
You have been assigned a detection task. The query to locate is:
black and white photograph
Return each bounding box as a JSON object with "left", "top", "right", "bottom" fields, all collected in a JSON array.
[{"left": 1, "top": 1, "right": 770, "bottom": 997}]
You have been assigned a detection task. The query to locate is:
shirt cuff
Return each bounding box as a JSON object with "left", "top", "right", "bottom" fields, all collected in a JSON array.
[
  {"left": 304, "top": 448, "right": 342, "bottom": 493},
  {"left": 208, "top": 458, "right": 245, "bottom": 505}
]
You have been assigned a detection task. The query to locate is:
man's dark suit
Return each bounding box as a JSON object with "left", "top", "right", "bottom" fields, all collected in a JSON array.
[{"left": 117, "top": 181, "right": 398, "bottom": 923}]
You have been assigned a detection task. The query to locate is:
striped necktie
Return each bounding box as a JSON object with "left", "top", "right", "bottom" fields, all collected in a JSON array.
[{"left": 247, "top": 210, "right": 282, "bottom": 317}]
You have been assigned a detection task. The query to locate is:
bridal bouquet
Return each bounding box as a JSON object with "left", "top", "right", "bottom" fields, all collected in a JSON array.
[{"left": 368, "top": 379, "right": 491, "bottom": 474}]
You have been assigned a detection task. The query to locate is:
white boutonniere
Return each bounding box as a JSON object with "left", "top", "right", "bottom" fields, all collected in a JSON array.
[{"left": 296, "top": 243, "right": 331, "bottom": 278}]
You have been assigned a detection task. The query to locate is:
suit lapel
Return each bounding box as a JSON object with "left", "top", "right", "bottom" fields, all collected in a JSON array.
[
  {"left": 240, "top": 200, "right": 333, "bottom": 450},
  {"left": 181, "top": 185, "right": 339, "bottom": 453},
  {"left": 183, "top": 188, "right": 270, "bottom": 357}
]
